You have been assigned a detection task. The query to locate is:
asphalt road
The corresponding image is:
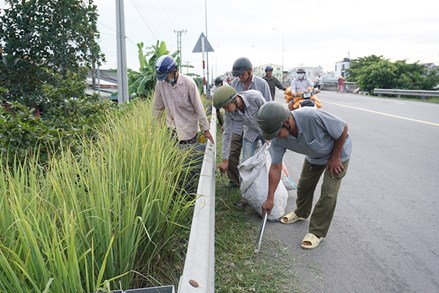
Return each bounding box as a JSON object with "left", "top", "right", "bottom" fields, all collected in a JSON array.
[{"left": 261, "top": 90, "right": 439, "bottom": 292}]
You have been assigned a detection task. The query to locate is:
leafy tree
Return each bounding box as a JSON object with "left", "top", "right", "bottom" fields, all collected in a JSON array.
[
  {"left": 347, "top": 55, "right": 386, "bottom": 81},
  {"left": 0, "top": 0, "right": 103, "bottom": 110},
  {"left": 347, "top": 55, "right": 439, "bottom": 93},
  {"left": 0, "top": 0, "right": 114, "bottom": 164},
  {"left": 356, "top": 60, "right": 398, "bottom": 93}
]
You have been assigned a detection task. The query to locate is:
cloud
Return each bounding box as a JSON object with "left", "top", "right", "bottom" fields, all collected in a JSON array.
[{"left": 3, "top": 0, "right": 437, "bottom": 78}]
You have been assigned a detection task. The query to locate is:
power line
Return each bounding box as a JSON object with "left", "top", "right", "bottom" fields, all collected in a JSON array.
[
  {"left": 130, "top": 0, "right": 158, "bottom": 40},
  {"left": 98, "top": 21, "right": 137, "bottom": 48}
]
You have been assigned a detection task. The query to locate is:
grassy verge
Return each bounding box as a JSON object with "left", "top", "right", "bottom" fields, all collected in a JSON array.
[
  {"left": 214, "top": 126, "right": 302, "bottom": 292},
  {"left": 0, "top": 99, "right": 196, "bottom": 292}
]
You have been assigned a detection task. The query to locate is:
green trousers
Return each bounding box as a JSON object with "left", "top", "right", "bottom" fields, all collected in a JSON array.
[
  {"left": 227, "top": 132, "right": 243, "bottom": 186},
  {"left": 295, "top": 159, "right": 350, "bottom": 238}
]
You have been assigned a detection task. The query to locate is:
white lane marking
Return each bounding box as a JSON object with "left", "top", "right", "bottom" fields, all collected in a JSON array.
[{"left": 325, "top": 101, "right": 439, "bottom": 127}]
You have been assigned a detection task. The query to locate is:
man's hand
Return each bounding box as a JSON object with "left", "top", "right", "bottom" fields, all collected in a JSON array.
[
  {"left": 326, "top": 124, "right": 348, "bottom": 178},
  {"left": 204, "top": 130, "right": 214, "bottom": 144},
  {"left": 219, "top": 160, "right": 229, "bottom": 175},
  {"left": 327, "top": 156, "right": 344, "bottom": 178},
  {"left": 261, "top": 198, "right": 274, "bottom": 215}
]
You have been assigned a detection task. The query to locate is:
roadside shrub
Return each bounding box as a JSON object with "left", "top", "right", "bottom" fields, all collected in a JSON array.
[{"left": 0, "top": 95, "right": 115, "bottom": 166}]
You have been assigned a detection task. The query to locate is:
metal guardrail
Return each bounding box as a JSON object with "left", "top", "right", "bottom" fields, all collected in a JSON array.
[
  {"left": 178, "top": 111, "right": 217, "bottom": 293},
  {"left": 373, "top": 88, "right": 439, "bottom": 98}
]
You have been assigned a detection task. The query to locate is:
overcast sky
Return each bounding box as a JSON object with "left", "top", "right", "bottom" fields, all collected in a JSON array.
[{"left": 2, "top": 0, "right": 439, "bottom": 78}]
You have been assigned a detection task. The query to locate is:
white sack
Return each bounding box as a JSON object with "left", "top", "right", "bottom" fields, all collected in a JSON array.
[{"left": 238, "top": 143, "right": 288, "bottom": 221}]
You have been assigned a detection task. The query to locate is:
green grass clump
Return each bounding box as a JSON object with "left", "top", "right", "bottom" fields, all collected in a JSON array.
[{"left": 0, "top": 99, "right": 196, "bottom": 292}]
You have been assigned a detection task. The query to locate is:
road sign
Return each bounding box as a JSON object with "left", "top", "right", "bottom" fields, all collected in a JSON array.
[{"left": 192, "top": 32, "right": 214, "bottom": 53}]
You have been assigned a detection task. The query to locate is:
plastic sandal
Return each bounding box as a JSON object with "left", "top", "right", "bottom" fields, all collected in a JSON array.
[
  {"left": 301, "top": 233, "right": 324, "bottom": 249},
  {"left": 280, "top": 211, "right": 305, "bottom": 224}
]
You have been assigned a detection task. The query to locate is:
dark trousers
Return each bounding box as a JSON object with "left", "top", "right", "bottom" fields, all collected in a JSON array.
[
  {"left": 295, "top": 159, "right": 350, "bottom": 238},
  {"left": 227, "top": 132, "right": 243, "bottom": 186}
]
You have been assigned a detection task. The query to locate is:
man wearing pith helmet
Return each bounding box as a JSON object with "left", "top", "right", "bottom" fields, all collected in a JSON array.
[
  {"left": 263, "top": 65, "right": 286, "bottom": 99},
  {"left": 213, "top": 85, "right": 267, "bottom": 206},
  {"left": 153, "top": 55, "right": 214, "bottom": 146},
  {"left": 225, "top": 57, "right": 271, "bottom": 194},
  {"left": 257, "top": 102, "right": 352, "bottom": 250}
]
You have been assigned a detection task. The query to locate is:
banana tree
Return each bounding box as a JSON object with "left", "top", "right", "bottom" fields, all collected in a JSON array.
[{"left": 128, "top": 41, "right": 180, "bottom": 99}]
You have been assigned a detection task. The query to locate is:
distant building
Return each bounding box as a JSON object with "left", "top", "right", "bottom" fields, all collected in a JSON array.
[
  {"left": 422, "top": 63, "right": 437, "bottom": 74},
  {"left": 86, "top": 69, "right": 118, "bottom": 101},
  {"left": 335, "top": 57, "right": 350, "bottom": 78}
]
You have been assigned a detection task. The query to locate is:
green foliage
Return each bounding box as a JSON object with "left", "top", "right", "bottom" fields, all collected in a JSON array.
[
  {"left": 347, "top": 55, "right": 439, "bottom": 92},
  {"left": 0, "top": 0, "right": 114, "bottom": 165},
  {"left": 0, "top": 0, "right": 103, "bottom": 107},
  {"left": 0, "top": 100, "right": 195, "bottom": 292},
  {"left": 0, "top": 96, "right": 115, "bottom": 166},
  {"left": 0, "top": 102, "right": 56, "bottom": 163},
  {"left": 192, "top": 76, "right": 205, "bottom": 94},
  {"left": 128, "top": 41, "right": 180, "bottom": 99}
]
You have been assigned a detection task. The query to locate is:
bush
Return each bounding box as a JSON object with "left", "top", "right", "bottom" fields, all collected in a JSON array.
[{"left": 0, "top": 96, "right": 116, "bottom": 165}]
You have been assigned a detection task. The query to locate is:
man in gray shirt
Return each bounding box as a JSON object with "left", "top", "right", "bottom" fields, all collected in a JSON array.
[
  {"left": 226, "top": 57, "right": 271, "bottom": 193},
  {"left": 213, "top": 85, "right": 267, "bottom": 170},
  {"left": 257, "top": 102, "right": 352, "bottom": 250}
]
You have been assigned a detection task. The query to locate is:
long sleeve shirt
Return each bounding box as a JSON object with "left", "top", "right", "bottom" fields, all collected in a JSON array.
[
  {"left": 153, "top": 73, "right": 210, "bottom": 141},
  {"left": 230, "top": 75, "right": 272, "bottom": 134},
  {"left": 290, "top": 77, "right": 314, "bottom": 95},
  {"left": 222, "top": 90, "right": 266, "bottom": 159}
]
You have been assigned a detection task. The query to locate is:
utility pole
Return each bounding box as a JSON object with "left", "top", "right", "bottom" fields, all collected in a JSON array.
[
  {"left": 204, "top": 0, "right": 211, "bottom": 97},
  {"left": 116, "top": 0, "right": 129, "bottom": 103},
  {"left": 174, "top": 29, "right": 187, "bottom": 71},
  {"left": 273, "top": 27, "right": 284, "bottom": 85}
]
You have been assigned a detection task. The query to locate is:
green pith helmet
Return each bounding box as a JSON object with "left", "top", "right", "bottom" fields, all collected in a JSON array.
[
  {"left": 232, "top": 57, "right": 253, "bottom": 77},
  {"left": 213, "top": 85, "right": 237, "bottom": 109},
  {"left": 257, "top": 102, "right": 291, "bottom": 140}
]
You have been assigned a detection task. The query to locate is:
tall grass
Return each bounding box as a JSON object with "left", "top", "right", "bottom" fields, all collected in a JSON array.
[{"left": 0, "top": 100, "right": 196, "bottom": 292}]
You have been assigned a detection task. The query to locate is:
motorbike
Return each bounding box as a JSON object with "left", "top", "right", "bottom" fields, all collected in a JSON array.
[{"left": 284, "top": 86, "right": 322, "bottom": 111}]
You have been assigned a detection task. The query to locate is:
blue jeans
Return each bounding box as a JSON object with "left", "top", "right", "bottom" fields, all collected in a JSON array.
[{"left": 242, "top": 134, "right": 265, "bottom": 162}]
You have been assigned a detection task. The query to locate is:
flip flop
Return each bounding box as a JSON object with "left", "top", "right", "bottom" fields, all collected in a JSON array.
[
  {"left": 234, "top": 199, "right": 248, "bottom": 209},
  {"left": 301, "top": 233, "right": 324, "bottom": 249},
  {"left": 280, "top": 211, "right": 305, "bottom": 224}
]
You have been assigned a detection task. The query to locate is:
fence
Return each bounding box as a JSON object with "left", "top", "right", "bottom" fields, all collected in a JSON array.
[{"left": 373, "top": 89, "right": 439, "bottom": 99}]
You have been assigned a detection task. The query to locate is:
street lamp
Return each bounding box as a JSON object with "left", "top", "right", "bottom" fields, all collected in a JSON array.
[{"left": 272, "top": 27, "right": 284, "bottom": 84}]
